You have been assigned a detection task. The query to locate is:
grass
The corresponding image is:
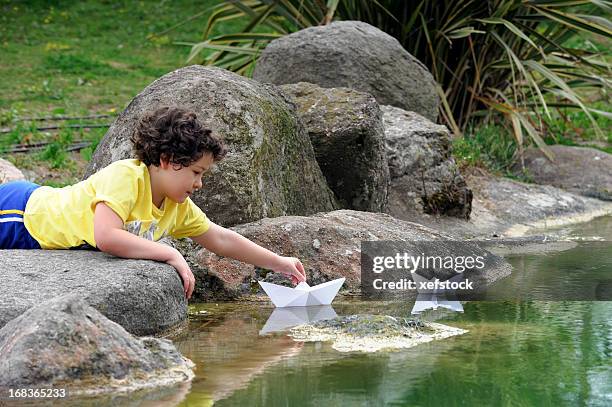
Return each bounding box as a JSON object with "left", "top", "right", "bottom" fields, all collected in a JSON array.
[
  {"left": 453, "top": 124, "right": 519, "bottom": 176},
  {"left": 0, "top": 0, "right": 236, "bottom": 184},
  {"left": 0, "top": 0, "right": 231, "bottom": 116},
  {"left": 541, "top": 100, "right": 612, "bottom": 154},
  {"left": 0, "top": 121, "right": 107, "bottom": 186}
]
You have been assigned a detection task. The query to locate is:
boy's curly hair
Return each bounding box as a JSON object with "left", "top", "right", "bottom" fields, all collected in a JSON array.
[{"left": 131, "top": 106, "right": 227, "bottom": 168}]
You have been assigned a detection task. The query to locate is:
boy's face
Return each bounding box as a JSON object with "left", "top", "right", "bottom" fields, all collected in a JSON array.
[{"left": 159, "top": 153, "right": 215, "bottom": 204}]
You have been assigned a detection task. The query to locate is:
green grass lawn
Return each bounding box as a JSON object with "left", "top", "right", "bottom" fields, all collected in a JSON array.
[
  {"left": 0, "top": 0, "right": 231, "bottom": 117},
  {"left": 0, "top": 0, "right": 241, "bottom": 185}
]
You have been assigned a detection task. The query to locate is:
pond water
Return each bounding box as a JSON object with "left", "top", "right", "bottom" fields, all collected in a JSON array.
[
  {"left": 80, "top": 217, "right": 612, "bottom": 406},
  {"left": 172, "top": 300, "right": 610, "bottom": 406}
]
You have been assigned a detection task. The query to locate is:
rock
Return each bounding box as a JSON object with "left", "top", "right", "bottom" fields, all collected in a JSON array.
[
  {"left": 84, "top": 65, "right": 337, "bottom": 227},
  {"left": 253, "top": 21, "right": 439, "bottom": 122},
  {"left": 0, "top": 250, "right": 187, "bottom": 336},
  {"left": 382, "top": 106, "right": 472, "bottom": 219},
  {"left": 289, "top": 314, "right": 467, "bottom": 352},
  {"left": 404, "top": 171, "right": 612, "bottom": 239},
  {"left": 479, "top": 236, "right": 578, "bottom": 256},
  {"left": 179, "top": 210, "right": 511, "bottom": 300},
  {"left": 0, "top": 158, "right": 25, "bottom": 184},
  {"left": 0, "top": 295, "right": 194, "bottom": 394},
  {"left": 512, "top": 145, "right": 612, "bottom": 201},
  {"left": 280, "top": 82, "right": 389, "bottom": 211}
]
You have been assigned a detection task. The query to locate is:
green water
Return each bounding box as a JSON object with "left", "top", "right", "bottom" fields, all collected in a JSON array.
[
  {"left": 165, "top": 217, "right": 611, "bottom": 406},
  {"left": 72, "top": 217, "right": 611, "bottom": 406},
  {"left": 173, "top": 300, "right": 610, "bottom": 407}
]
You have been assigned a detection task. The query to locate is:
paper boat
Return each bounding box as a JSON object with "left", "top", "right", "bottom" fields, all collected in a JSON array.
[
  {"left": 258, "top": 278, "right": 345, "bottom": 307},
  {"left": 259, "top": 305, "right": 338, "bottom": 335},
  {"left": 411, "top": 273, "right": 464, "bottom": 315}
]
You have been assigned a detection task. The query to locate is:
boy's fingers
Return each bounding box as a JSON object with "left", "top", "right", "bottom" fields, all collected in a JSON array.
[
  {"left": 291, "top": 259, "right": 306, "bottom": 281},
  {"left": 181, "top": 274, "right": 189, "bottom": 297},
  {"left": 295, "top": 260, "right": 306, "bottom": 279},
  {"left": 293, "top": 266, "right": 305, "bottom": 283},
  {"left": 188, "top": 278, "right": 195, "bottom": 299}
]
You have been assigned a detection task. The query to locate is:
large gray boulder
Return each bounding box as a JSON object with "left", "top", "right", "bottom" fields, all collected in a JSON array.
[
  {"left": 175, "top": 210, "right": 512, "bottom": 300},
  {"left": 84, "top": 65, "right": 337, "bottom": 227},
  {"left": 0, "top": 295, "right": 193, "bottom": 394},
  {"left": 512, "top": 145, "right": 612, "bottom": 201},
  {"left": 280, "top": 82, "right": 389, "bottom": 211},
  {"left": 253, "top": 21, "right": 439, "bottom": 122},
  {"left": 382, "top": 106, "right": 472, "bottom": 220},
  {"left": 0, "top": 250, "right": 186, "bottom": 336}
]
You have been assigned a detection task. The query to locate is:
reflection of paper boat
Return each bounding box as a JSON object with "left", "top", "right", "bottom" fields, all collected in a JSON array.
[
  {"left": 258, "top": 278, "right": 345, "bottom": 307},
  {"left": 411, "top": 293, "right": 464, "bottom": 315},
  {"left": 411, "top": 273, "right": 464, "bottom": 315},
  {"left": 259, "top": 305, "right": 338, "bottom": 335}
]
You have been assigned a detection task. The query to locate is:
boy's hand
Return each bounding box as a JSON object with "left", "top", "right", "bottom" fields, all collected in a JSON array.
[
  {"left": 271, "top": 256, "right": 307, "bottom": 285},
  {"left": 167, "top": 248, "right": 195, "bottom": 300}
]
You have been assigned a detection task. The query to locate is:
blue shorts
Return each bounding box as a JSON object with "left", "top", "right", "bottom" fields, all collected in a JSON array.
[{"left": 0, "top": 181, "right": 42, "bottom": 249}]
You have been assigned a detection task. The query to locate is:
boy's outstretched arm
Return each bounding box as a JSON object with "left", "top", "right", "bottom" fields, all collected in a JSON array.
[
  {"left": 93, "top": 202, "right": 195, "bottom": 299},
  {"left": 192, "top": 222, "right": 306, "bottom": 284}
]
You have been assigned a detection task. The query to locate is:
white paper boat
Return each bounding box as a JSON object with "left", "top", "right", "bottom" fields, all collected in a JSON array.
[
  {"left": 258, "top": 278, "right": 345, "bottom": 307},
  {"left": 259, "top": 305, "right": 338, "bottom": 335}
]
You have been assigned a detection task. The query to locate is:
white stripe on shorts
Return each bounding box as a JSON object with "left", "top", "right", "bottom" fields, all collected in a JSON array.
[{"left": 0, "top": 217, "right": 24, "bottom": 223}]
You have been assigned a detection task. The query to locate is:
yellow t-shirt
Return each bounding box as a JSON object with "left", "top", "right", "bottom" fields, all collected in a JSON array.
[{"left": 23, "top": 159, "right": 210, "bottom": 249}]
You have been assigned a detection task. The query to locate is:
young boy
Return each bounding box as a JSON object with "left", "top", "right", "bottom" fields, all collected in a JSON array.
[{"left": 0, "top": 106, "right": 306, "bottom": 299}]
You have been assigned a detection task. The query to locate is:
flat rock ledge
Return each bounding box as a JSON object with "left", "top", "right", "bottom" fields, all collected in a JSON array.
[
  {"left": 0, "top": 295, "right": 194, "bottom": 396},
  {"left": 513, "top": 145, "right": 612, "bottom": 201},
  {"left": 398, "top": 172, "right": 612, "bottom": 239},
  {"left": 0, "top": 250, "right": 187, "bottom": 336},
  {"left": 289, "top": 314, "right": 467, "bottom": 353}
]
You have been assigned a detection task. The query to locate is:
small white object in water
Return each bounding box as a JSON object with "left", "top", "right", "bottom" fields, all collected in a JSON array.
[
  {"left": 411, "top": 273, "right": 464, "bottom": 315},
  {"left": 259, "top": 278, "right": 345, "bottom": 307},
  {"left": 411, "top": 293, "right": 464, "bottom": 314}
]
